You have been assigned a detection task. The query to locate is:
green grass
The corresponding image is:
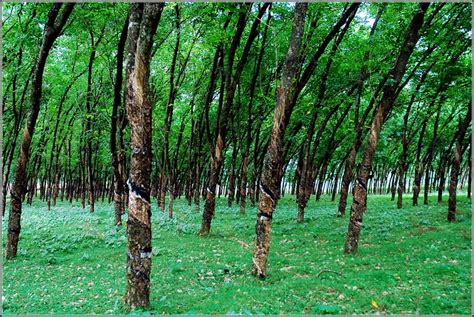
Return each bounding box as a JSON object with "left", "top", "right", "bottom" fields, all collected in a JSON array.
[{"left": 2, "top": 193, "right": 472, "bottom": 315}]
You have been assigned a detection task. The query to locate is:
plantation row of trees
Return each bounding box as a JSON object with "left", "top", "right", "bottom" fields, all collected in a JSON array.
[{"left": 3, "top": 2, "right": 471, "bottom": 309}]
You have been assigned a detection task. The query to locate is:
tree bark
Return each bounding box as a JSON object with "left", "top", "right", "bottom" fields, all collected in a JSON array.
[
  {"left": 447, "top": 106, "right": 471, "bottom": 222},
  {"left": 337, "top": 6, "right": 384, "bottom": 216},
  {"left": 297, "top": 7, "right": 356, "bottom": 221},
  {"left": 413, "top": 121, "right": 427, "bottom": 206},
  {"left": 423, "top": 108, "right": 441, "bottom": 205},
  {"left": 345, "top": 3, "right": 428, "bottom": 254},
  {"left": 200, "top": 3, "right": 269, "bottom": 235},
  {"left": 124, "top": 3, "right": 163, "bottom": 309},
  {"left": 6, "top": 3, "right": 75, "bottom": 259},
  {"left": 397, "top": 61, "right": 435, "bottom": 209},
  {"left": 111, "top": 15, "right": 128, "bottom": 226},
  {"left": 252, "top": 3, "right": 307, "bottom": 278}
]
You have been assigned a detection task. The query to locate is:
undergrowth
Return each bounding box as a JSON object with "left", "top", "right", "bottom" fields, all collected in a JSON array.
[{"left": 2, "top": 193, "right": 471, "bottom": 314}]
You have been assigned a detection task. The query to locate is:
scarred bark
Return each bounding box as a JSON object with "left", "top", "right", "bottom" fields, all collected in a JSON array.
[
  {"left": 124, "top": 3, "right": 163, "bottom": 309},
  {"left": 252, "top": 3, "right": 307, "bottom": 278},
  {"left": 345, "top": 3, "right": 428, "bottom": 254},
  {"left": 337, "top": 6, "right": 384, "bottom": 216}
]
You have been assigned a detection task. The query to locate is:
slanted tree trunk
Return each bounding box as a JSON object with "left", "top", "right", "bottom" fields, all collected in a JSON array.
[
  {"left": 252, "top": 3, "right": 307, "bottom": 278},
  {"left": 332, "top": 153, "right": 349, "bottom": 202},
  {"left": 391, "top": 172, "right": 398, "bottom": 201},
  {"left": 297, "top": 7, "right": 356, "bottom": 221},
  {"left": 6, "top": 3, "right": 75, "bottom": 259},
  {"left": 200, "top": 3, "right": 269, "bottom": 235},
  {"left": 253, "top": 3, "right": 360, "bottom": 276},
  {"left": 160, "top": 4, "right": 183, "bottom": 217},
  {"left": 437, "top": 154, "right": 450, "bottom": 202},
  {"left": 337, "top": 6, "right": 384, "bottom": 216},
  {"left": 467, "top": 158, "right": 471, "bottom": 199},
  {"left": 345, "top": 3, "right": 428, "bottom": 254},
  {"left": 2, "top": 9, "right": 37, "bottom": 216},
  {"left": 124, "top": 3, "right": 163, "bottom": 309},
  {"left": 447, "top": 106, "right": 471, "bottom": 222},
  {"left": 227, "top": 136, "right": 239, "bottom": 207}
]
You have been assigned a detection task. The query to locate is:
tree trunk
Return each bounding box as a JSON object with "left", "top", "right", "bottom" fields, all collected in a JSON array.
[
  {"left": 448, "top": 106, "right": 471, "bottom": 222},
  {"left": 337, "top": 6, "right": 385, "bottom": 216},
  {"left": 124, "top": 3, "right": 163, "bottom": 309},
  {"left": 345, "top": 3, "right": 428, "bottom": 254},
  {"left": 227, "top": 141, "right": 238, "bottom": 207},
  {"left": 6, "top": 3, "right": 75, "bottom": 259},
  {"left": 423, "top": 107, "right": 442, "bottom": 204},
  {"left": 200, "top": 3, "right": 269, "bottom": 235},
  {"left": 111, "top": 15, "right": 128, "bottom": 226},
  {"left": 252, "top": 3, "right": 307, "bottom": 278},
  {"left": 397, "top": 61, "right": 435, "bottom": 208},
  {"left": 297, "top": 7, "right": 357, "bottom": 220},
  {"left": 468, "top": 159, "right": 471, "bottom": 199}
]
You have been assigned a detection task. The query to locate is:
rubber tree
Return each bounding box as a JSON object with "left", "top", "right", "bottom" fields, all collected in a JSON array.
[
  {"left": 344, "top": 3, "right": 429, "bottom": 254},
  {"left": 447, "top": 105, "right": 471, "bottom": 222},
  {"left": 124, "top": 3, "right": 163, "bottom": 309},
  {"left": 5, "top": 3, "right": 75, "bottom": 259},
  {"left": 199, "top": 3, "right": 270, "bottom": 236},
  {"left": 251, "top": 2, "right": 308, "bottom": 278},
  {"left": 110, "top": 15, "right": 129, "bottom": 226},
  {"left": 252, "top": 2, "right": 360, "bottom": 278}
]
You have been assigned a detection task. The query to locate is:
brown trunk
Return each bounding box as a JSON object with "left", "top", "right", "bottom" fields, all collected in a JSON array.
[
  {"left": 252, "top": 3, "right": 307, "bottom": 278},
  {"left": 200, "top": 4, "right": 269, "bottom": 235},
  {"left": 397, "top": 61, "right": 435, "bottom": 208},
  {"left": 413, "top": 121, "right": 427, "bottom": 206},
  {"left": 111, "top": 15, "right": 128, "bottom": 226},
  {"left": 2, "top": 11, "right": 37, "bottom": 215},
  {"left": 337, "top": 6, "right": 385, "bottom": 216},
  {"left": 423, "top": 103, "right": 443, "bottom": 204},
  {"left": 238, "top": 16, "right": 270, "bottom": 212},
  {"left": 6, "top": 3, "right": 75, "bottom": 259},
  {"left": 52, "top": 167, "right": 60, "bottom": 206},
  {"left": 227, "top": 142, "right": 238, "bottom": 207},
  {"left": 345, "top": 3, "right": 428, "bottom": 254},
  {"left": 448, "top": 106, "right": 471, "bottom": 222},
  {"left": 80, "top": 134, "right": 86, "bottom": 209},
  {"left": 391, "top": 173, "right": 398, "bottom": 201},
  {"left": 85, "top": 28, "right": 105, "bottom": 213},
  {"left": 467, "top": 160, "right": 471, "bottom": 199},
  {"left": 124, "top": 3, "right": 163, "bottom": 309},
  {"left": 297, "top": 7, "right": 357, "bottom": 220},
  {"left": 332, "top": 153, "right": 349, "bottom": 202},
  {"left": 438, "top": 157, "right": 449, "bottom": 202}
]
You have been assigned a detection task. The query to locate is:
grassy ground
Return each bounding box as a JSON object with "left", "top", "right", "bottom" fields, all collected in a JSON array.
[{"left": 2, "top": 193, "right": 471, "bottom": 315}]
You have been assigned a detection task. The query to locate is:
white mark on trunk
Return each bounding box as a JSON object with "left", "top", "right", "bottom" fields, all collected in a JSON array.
[
  {"left": 140, "top": 251, "right": 152, "bottom": 259},
  {"left": 127, "top": 178, "right": 149, "bottom": 204}
]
